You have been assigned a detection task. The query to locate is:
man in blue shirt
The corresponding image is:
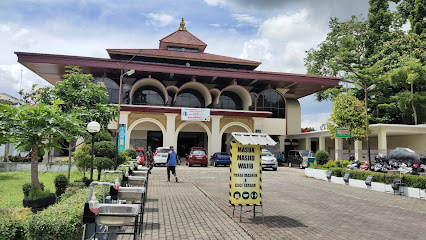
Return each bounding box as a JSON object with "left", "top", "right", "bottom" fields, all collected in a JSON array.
[{"left": 167, "top": 146, "right": 178, "bottom": 182}]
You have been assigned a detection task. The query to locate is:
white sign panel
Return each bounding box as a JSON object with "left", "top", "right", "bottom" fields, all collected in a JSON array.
[{"left": 181, "top": 108, "right": 210, "bottom": 121}]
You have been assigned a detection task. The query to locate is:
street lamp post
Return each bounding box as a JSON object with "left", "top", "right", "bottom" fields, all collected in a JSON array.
[
  {"left": 114, "top": 69, "right": 135, "bottom": 169},
  {"left": 336, "top": 57, "right": 376, "bottom": 170},
  {"left": 87, "top": 121, "right": 100, "bottom": 183}
]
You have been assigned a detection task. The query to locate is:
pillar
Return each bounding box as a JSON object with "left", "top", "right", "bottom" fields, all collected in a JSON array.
[
  {"left": 319, "top": 135, "right": 326, "bottom": 151},
  {"left": 334, "top": 138, "right": 343, "bottom": 161},
  {"left": 354, "top": 140, "right": 363, "bottom": 161},
  {"left": 119, "top": 111, "right": 131, "bottom": 149},
  {"left": 278, "top": 136, "right": 286, "bottom": 153},
  {"left": 305, "top": 137, "right": 311, "bottom": 151},
  {"left": 164, "top": 113, "right": 178, "bottom": 149},
  {"left": 211, "top": 116, "right": 222, "bottom": 155},
  {"left": 378, "top": 126, "right": 387, "bottom": 156}
]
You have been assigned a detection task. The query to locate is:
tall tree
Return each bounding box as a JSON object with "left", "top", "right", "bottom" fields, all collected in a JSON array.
[
  {"left": 0, "top": 100, "right": 83, "bottom": 190},
  {"left": 326, "top": 94, "right": 368, "bottom": 156},
  {"left": 39, "top": 66, "right": 118, "bottom": 180}
]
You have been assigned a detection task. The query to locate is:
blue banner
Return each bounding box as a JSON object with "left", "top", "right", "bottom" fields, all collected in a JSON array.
[{"left": 118, "top": 124, "right": 126, "bottom": 152}]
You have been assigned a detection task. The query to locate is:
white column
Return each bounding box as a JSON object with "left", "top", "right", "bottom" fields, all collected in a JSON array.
[
  {"left": 334, "top": 138, "right": 343, "bottom": 161},
  {"left": 120, "top": 111, "right": 131, "bottom": 149},
  {"left": 164, "top": 113, "right": 179, "bottom": 149},
  {"left": 354, "top": 140, "right": 363, "bottom": 161},
  {"left": 278, "top": 135, "right": 286, "bottom": 153},
  {"left": 305, "top": 137, "right": 311, "bottom": 151},
  {"left": 378, "top": 126, "right": 387, "bottom": 156},
  {"left": 211, "top": 116, "right": 223, "bottom": 155},
  {"left": 319, "top": 135, "right": 326, "bottom": 151}
]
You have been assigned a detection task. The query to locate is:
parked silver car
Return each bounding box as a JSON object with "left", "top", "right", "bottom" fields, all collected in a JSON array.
[{"left": 261, "top": 149, "right": 278, "bottom": 171}]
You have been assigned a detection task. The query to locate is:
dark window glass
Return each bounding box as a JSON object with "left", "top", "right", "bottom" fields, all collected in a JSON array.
[
  {"left": 175, "top": 89, "right": 205, "bottom": 108},
  {"left": 93, "top": 78, "right": 119, "bottom": 104},
  {"left": 122, "top": 84, "right": 131, "bottom": 104},
  {"left": 256, "top": 90, "right": 285, "bottom": 118},
  {"left": 249, "top": 92, "right": 257, "bottom": 111},
  {"left": 132, "top": 86, "right": 165, "bottom": 106},
  {"left": 216, "top": 91, "right": 242, "bottom": 110},
  {"left": 167, "top": 91, "right": 176, "bottom": 106}
]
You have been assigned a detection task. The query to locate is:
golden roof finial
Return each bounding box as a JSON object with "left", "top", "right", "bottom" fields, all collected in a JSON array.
[{"left": 178, "top": 17, "right": 187, "bottom": 31}]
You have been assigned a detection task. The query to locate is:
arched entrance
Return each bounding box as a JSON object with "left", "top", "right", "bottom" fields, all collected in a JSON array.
[
  {"left": 126, "top": 118, "right": 166, "bottom": 151},
  {"left": 175, "top": 122, "right": 211, "bottom": 158},
  {"left": 220, "top": 122, "right": 251, "bottom": 152}
]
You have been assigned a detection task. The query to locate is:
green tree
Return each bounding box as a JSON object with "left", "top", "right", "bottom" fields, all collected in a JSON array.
[
  {"left": 94, "top": 157, "right": 114, "bottom": 180},
  {"left": 40, "top": 66, "right": 118, "bottom": 180},
  {"left": 74, "top": 144, "right": 91, "bottom": 178},
  {"left": 0, "top": 100, "right": 83, "bottom": 191},
  {"left": 326, "top": 94, "right": 367, "bottom": 156}
]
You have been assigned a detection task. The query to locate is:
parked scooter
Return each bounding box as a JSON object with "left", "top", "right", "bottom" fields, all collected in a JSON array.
[
  {"left": 347, "top": 159, "right": 361, "bottom": 170},
  {"left": 372, "top": 155, "right": 389, "bottom": 172}
]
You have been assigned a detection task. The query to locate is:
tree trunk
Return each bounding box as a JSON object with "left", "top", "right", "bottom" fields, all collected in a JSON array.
[{"left": 31, "top": 143, "right": 40, "bottom": 189}]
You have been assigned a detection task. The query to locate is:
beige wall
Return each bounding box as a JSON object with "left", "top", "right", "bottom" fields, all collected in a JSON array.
[
  {"left": 262, "top": 118, "right": 286, "bottom": 135},
  {"left": 286, "top": 98, "right": 301, "bottom": 135},
  {"left": 387, "top": 135, "right": 426, "bottom": 154}
]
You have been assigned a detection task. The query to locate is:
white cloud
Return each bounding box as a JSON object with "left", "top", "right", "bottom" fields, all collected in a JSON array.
[
  {"left": 204, "top": 0, "right": 225, "bottom": 6},
  {"left": 301, "top": 112, "right": 331, "bottom": 131},
  {"left": 146, "top": 13, "right": 175, "bottom": 27},
  {"left": 232, "top": 14, "right": 260, "bottom": 26},
  {"left": 209, "top": 23, "right": 221, "bottom": 27}
]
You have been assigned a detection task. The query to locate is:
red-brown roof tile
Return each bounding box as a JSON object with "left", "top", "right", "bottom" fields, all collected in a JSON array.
[{"left": 159, "top": 30, "right": 207, "bottom": 52}]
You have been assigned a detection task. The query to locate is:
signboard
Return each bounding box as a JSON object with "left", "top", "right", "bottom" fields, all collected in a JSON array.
[
  {"left": 181, "top": 108, "right": 210, "bottom": 121},
  {"left": 118, "top": 124, "right": 126, "bottom": 152},
  {"left": 229, "top": 141, "right": 262, "bottom": 206},
  {"left": 336, "top": 128, "right": 349, "bottom": 138}
]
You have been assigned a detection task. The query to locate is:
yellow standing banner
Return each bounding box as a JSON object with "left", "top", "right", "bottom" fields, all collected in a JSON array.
[{"left": 229, "top": 141, "right": 262, "bottom": 206}]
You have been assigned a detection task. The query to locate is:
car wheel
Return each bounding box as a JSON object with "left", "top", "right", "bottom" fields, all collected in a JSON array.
[
  {"left": 189, "top": 164, "right": 192, "bottom": 167},
  {"left": 273, "top": 167, "right": 277, "bottom": 171}
]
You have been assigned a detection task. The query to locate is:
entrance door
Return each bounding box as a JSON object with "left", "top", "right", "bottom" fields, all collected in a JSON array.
[{"left": 177, "top": 132, "right": 205, "bottom": 158}]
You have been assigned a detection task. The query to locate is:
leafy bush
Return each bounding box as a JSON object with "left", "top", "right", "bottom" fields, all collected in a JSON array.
[
  {"left": 23, "top": 182, "right": 45, "bottom": 199},
  {"left": 315, "top": 150, "right": 329, "bottom": 165},
  {"left": 94, "top": 157, "right": 114, "bottom": 180},
  {"left": 124, "top": 148, "right": 136, "bottom": 159},
  {"left": 118, "top": 152, "right": 126, "bottom": 165},
  {"left": 74, "top": 144, "right": 91, "bottom": 178},
  {"left": 28, "top": 187, "right": 103, "bottom": 240},
  {"left": 0, "top": 207, "right": 32, "bottom": 240},
  {"left": 54, "top": 174, "right": 68, "bottom": 197},
  {"left": 87, "top": 129, "right": 113, "bottom": 142},
  {"left": 336, "top": 160, "right": 351, "bottom": 168},
  {"left": 28, "top": 187, "right": 51, "bottom": 200},
  {"left": 94, "top": 141, "right": 115, "bottom": 159},
  {"left": 323, "top": 160, "right": 336, "bottom": 169}
]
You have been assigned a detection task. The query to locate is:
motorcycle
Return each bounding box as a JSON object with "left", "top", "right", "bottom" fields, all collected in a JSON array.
[{"left": 347, "top": 159, "right": 361, "bottom": 170}]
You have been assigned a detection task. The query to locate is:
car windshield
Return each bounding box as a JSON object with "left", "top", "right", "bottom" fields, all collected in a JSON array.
[
  {"left": 262, "top": 151, "right": 272, "bottom": 156},
  {"left": 299, "top": 150, "right": 314, "bottom": 157},
  {"left": 193, "top": 150, "right": 206, "bottom": 155},
  {"left": 157, "top": 148, "right": 170, "bottom": 153},
  {"left": 219, "top": 153, "right": 229, "bottom": 156},
  {"left": 136, "top": 151, "right": 142, "bottom": 157}
]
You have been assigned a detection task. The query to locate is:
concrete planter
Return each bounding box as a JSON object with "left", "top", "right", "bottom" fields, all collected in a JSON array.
[
  {"left": 0, "top": 162, "right": 77, "bottom": 172},
  {"left": 305, "top": 168, "right": 426, "bottom": 200},
  {"left": 23, "top": 193, "right": 56, "bottom": 213}
]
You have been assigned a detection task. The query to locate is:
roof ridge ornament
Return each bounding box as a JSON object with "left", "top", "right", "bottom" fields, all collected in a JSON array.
[{"left": 178, "top": 17, "right": 187, "bottom": 31}]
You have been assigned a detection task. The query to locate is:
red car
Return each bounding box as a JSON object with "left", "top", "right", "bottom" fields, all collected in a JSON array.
[
  {"left": 186, "top": 147, "right": 208, "bottom": 167},
  {"left": 135, "top": 149, "right": 145, "bottom": 165}
]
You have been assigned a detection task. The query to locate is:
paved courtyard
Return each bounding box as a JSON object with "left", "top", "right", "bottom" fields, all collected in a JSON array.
[{"left": 131, "top": 165, "right": 426, "bottom": 239}]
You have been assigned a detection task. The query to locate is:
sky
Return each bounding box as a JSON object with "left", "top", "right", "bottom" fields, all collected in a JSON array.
[{"left": 0, "top": 0, "right": 374, "bottom": 130}]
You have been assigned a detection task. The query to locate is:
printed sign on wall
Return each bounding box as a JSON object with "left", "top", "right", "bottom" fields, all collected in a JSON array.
[
  {"left": 229, "top": 141, "right": 262, "bottom": 206},
  {"left": 181, "top": 108, "right": 210, "bottom": 121},
  {"left": 118, "top": 124, "right": 126, "bottom": 152}
]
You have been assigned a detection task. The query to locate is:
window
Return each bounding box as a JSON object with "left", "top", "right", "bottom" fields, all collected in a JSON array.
[
  {"left": 132, "top": 86, "right": 165, "bottom": 106},
  {"left": 93, "top": 78, "right": 119, "bottom": 104},
  {"left": 215, "top": 91, "right": 242, "bottom": 110},
  {"left": 121, "top": 84, "right": 131, "bottom": 104},
  {"left": 249, "top": 92, "right": 257, "bottom": 111},
  {"left": 175, "top": 89, "right": 205, "bottom": 108},
  {"left": 167, "top": 91, "right": 176, "bottom": 106},
  {"left": 256, "top": 90, "right": 285, "bottom": 118}
]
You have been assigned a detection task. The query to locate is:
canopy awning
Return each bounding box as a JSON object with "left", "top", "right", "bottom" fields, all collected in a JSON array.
[{"left": 231, "top": 132, "right": 277, "bottom": 146}]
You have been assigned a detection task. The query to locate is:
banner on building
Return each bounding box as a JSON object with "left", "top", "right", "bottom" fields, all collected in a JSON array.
[
  {"left": 229, "top": 141, "right": 262, "bottom": 206},
  {"left": 181, "top": 108, "right": 210, "bottom": 121},
  {"left": 118, "top": 124, "right": 126, "bottom": 152}
]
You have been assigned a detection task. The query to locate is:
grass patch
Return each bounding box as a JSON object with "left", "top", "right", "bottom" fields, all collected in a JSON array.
[{"left": 0, "top": 170, "right": 84, "bottom": 207}]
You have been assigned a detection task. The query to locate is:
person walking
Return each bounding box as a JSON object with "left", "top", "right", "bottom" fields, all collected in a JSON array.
[
  {"left": 146, "top": 146, "right": 154, "bottom": 174},
  {"left": 166, "top": 146, "right": 178, "bottom": 182}
]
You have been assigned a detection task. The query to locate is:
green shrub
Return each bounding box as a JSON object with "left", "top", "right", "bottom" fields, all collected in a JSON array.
[
  {"left": 118, "top": 152, "right": 126, "bottom": 165},
  {"left": 23, "top": 182, "right": 45, "bottom": 199},
  {"left": 54, "top": 174, "right": 68, "bottom": 197},
  {"left": 28, "top": 187, "right": 51, "bottom": 200},
  {"left": 87, "top": 129, "right": 113, "bottom": 142},
  {"left": 315, "top": 150, "right": 329, "bottom": 165},
  {"left": 94, "top": 157, "right": 114, "bottom": 180},
  {"left": 94, "top": 141, "right": 115, "bottom": 159},
  {"left": 336, "top": 160, "right": 351, "bottom": 168},
  {"left": 74, "top": 144, "right": 91, "bottom": 178},
  {"left": 323, "top": 160, "right": 336, "bottom": 169},
  {"left": 0, "top": 207, "right": 32, "bottom": 240},
  {"left": 124, "top": 148, "right": 136, "bottom": 159},
  {"left": 28, "top": 187, "right": 103, "bottom": 240}
]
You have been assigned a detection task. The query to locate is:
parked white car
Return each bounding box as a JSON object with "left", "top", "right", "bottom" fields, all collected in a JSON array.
[
  {"left": 261, "top": 149, "right": 278, "bottom": 171},
  {"left": 154, "top": 147, "right": 170, "bottom": 166}
]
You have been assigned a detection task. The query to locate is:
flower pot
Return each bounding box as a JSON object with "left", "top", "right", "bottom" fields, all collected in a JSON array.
[{"left": 23, "top": 193, "right": 56, "bottom": 213}]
